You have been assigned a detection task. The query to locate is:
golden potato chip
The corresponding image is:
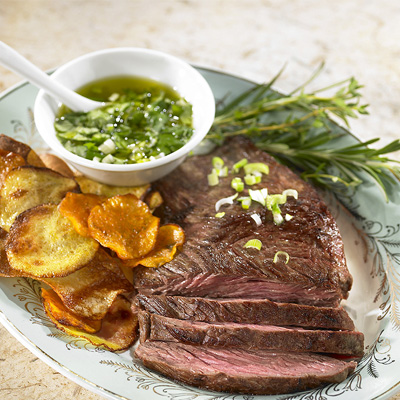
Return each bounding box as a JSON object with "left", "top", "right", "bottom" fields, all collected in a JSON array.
[
  {"left": 59, "top": 192, "right": 106, "bottom": 237},
  {"left": 125, "top": 224, "right": 185, "bottom": 268},
  {"left": 0, "top": 149, "right": 26, "bottom": 186},
  {"left": 0, "top": 134, "right": 45, "bottom": 167},
  {"left": 145, "top": 191, "right": 163, "bottom": 212},
  {"left": 6, "top": 204, "right": 99, "bottom": 278},
  {"left": 43, "top": 249, "right": 133, "bottom": 320},
  {"left": 42, "top": 288, "right": 101, "bottom": 333},
  {"left": 44, "top": 292, "right": 139, "bottom": 351},
  {"left": 0, "top": 227, "right": 22, "bottom": 277},
  {"left": 40, "top": 153, "right": 75, "bottom": 178},
  {"left": 94, "top": 295, "right": 139, "bottom": 350},
  {"left": 88, "top": 194, "right": 159, "bottom": 260},
  {"left": 0, "top": 166, "right": 79, "bottom": 231},
  {"left": 76, "top": 175, "right": 149, "bottom": 199}
]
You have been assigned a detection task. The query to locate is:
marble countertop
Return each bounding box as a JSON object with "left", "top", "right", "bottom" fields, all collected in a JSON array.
[{"left": 0, "top": 0, "right": 399, "bottom": 399}]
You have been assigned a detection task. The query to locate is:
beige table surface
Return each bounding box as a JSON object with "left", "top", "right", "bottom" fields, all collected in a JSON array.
[{"left": 0, "top": 1, "right": 399, "bottom": 399}]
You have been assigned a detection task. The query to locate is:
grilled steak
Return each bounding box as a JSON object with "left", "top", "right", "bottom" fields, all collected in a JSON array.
[
  {"left": 133, "top": 137, "right": 352, "bottom": 307},
  {"left": 134, "top": 341, "right": 357, "bottom": 395},
  {"left": 138, "top": 311, "right": 364, "bottom": 356},
  {"left": 136, "top": 294, "right": 356, "bottom": 330}
]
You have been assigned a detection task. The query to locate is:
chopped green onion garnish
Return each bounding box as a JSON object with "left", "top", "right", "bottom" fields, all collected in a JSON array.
[
  {"left": 265, "top": 189, "right": 298, "bottom": 225},
  {"left": 219, "top": 166, "right": 229, "bottom": 177},
  {"left": 273, "top": 213, "right": 284, "bottom": 225},
  {"left": 244, "top": 162, "right": 269, "bottom": 176},
  {"left": 244, "top": 239, "right": 262, "bottom": 250},
  {"left": 215, "top": 193, "right": 238, "bottom": 212},
  {"left": 102, "top": 154, "right": 115, "bottom": 163},
  {"left": 208, "top": 172, "right": 219, "bottom": 186},
  {"left": 212, "top": 156, "right": 225, "bottom": 169},
  {"left": 238, "top": 196, "right": 252, "bottom": 209},
  {"left": 273, "top": 251, "right": 290, "bottom": 264},
  {"left": 244, "top": 174, "right": 262, "bottom": 185},
  {"left": 215, "top": 212, "right": 225, "bottom": 218},
  {"left": 231, "top": 177, "right": 244, "bottom": 192},
  {"left": 98, "top": 138, "right": 116, "bottom": 154},
  {"left": 249, "top": 189, "right": 267, "bottom": 206},
  {"left": 285, "top": 214, "right": 293, "bottom": 221},
  {"left": 250, "top": 213, "right": 262, "bottom": 226},
  {"left": 282, "top": 189, "right": 298, "bottom": 200},
  {"left": 233, "top": 158, "right": 248, "bottom": 173}
]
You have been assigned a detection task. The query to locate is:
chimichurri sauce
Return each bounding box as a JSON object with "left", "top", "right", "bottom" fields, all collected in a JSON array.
[{"left": 54, "top": 76, "right": 194, "bottom": 164}]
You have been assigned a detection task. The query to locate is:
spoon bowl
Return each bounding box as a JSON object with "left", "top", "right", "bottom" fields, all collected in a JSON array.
[{"left": 33, "top": 47, "right": 215, "bottom": 186}]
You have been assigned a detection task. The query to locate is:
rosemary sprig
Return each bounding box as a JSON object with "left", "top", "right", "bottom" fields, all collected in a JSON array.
[{"left": 208, "top": 64, "right": 400, "bottom": 200}]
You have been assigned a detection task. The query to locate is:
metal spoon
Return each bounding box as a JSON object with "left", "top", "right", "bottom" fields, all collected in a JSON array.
[{"left": 0, "top": 41, "right": 102, "bottom": 112}]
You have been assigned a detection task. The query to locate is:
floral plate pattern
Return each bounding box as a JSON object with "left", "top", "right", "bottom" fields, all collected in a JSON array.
[{"left": 0, "top": 68, "right": 399, "bottom": 400}]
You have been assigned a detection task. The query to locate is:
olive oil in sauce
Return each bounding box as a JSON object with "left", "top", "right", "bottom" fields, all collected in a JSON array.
[{"left": 55, "top": 75, "right": 193, "bottom": 164}]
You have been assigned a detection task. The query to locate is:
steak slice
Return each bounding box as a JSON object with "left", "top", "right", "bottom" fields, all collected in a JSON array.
[
  {"left": 134, "top": 341, "right": 357, "bottom": 395},
  {"left": 136, "top": 294, "right": 356, "bottom": 331},
  {"left": 133, "top": 137, "right": 352, "bottom": 307},
  {"left": 138, "top": 311, "right": 364, "bottom": 356}
]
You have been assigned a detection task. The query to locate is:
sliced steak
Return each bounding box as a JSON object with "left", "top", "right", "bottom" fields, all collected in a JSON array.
[
  {"left": 133, "top": 137, "right": 352, "bottom": 307},
  {"left": 136, "top": 294, "right": 355, "bottom": 331},
  {"left": 138, "top": 311, "right": 364, "bottom": 356},
  {"left": 134, "top": 341, "right": 357, "bottom": 395}
]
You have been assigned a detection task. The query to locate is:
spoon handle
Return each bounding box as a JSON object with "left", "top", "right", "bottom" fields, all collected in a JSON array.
[{"left": 0, "top": 41, "right": 99, "bottom": 112}]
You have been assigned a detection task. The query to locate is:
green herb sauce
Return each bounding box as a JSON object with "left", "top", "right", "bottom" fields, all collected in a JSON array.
[{"left": 54, "top": 76, "right": 194, "bottom": 164}]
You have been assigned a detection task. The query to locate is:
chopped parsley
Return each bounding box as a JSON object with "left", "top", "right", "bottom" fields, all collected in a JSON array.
[{"left": 54, "top": 76, "right": 194, "bottom": 164}]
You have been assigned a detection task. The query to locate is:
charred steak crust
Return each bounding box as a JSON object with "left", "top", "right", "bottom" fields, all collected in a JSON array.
[
  {"left": 133, "top": 137, "right": 352, "bottom": 306},
  {"left": 139, "top": 311, "right": 364, "bottom": 357},
  {"left": 136, "top": 294, "right": 356, "bottom": 331},
  {"left": 134, "top": 341, "right": 357, "bottom": 395}
]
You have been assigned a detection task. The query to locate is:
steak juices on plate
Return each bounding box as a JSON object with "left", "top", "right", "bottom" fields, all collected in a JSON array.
[{"left": 133, "top": 137, "right": 363, "bottom": 395}]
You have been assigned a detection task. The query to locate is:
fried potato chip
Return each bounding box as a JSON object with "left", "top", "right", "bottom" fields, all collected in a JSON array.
[
  {"left": 0, "top": 166, "right": 79, "bottom": 231},
  {"left": 145, "top": 190, "right": 163, "bottom": 212},
  {"left": 75, "top": 175, "right": 149, "bottom": 199},
  {"left": 43, "top": 291, "right": 139, "bottom": 351},
  {"left": 6, "top": 204, "right": 99, "bottom": 278},
  {"left": 125, "top": 224, "right": 185, "bottom": 268},
  {"left": 43, "top": 249, "right": 133, "bottom": 320},
  {"left": 39, "top": 153, "right": 75, "bottom": 178},
  {"left": 42, "top": 288, "right": 101, "bottom": 333},
  {"left": 59, "top": 192, "right": 106, "bottom": 237},
  {"left": 0, "top": 134, "right": 45, "bottom": 167},
  {"left": 0, "top": 227, "right": 22, "bottom": 277},
  {"left": 88, "top": 194, "right": 159, "bottom": 260},
  {"left": 0, "top": 149, "right": 26, "bottom": 186}
]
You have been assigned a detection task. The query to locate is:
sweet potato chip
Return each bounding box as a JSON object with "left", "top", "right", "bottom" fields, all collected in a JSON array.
[
  {"left": 40, "top": 153, "right": 75, "bottom": 178},
  {"left": 0, "top": 149, "right": 26, "bottom": 186},
  {"left": 59, "top": 192, "right": 106, "bottom": 237},
  {"left": 0, "top": 134, "right": 45, "bottom": 167},
  {"left": 6, "top": 204, "right": 99, "bottom": 278},
  {"left": 43, "top": 291, "right": 139, "bottom": 351},
  {"left": 43, "top": 249, "right": 133, "bottom": 320},
  {"left": 88, "top": 194, "right": 159, "bottom": 260},
  {"left": 75, "top": 175, "right": 149, "bottom": 199},
  {"left": 0, "top": 166, "right": 79, "bottom": 231},
  {"left": 125, "top": 224, "right": 185, "bottom": 268},
  {"left": 42, "top": 288, "right": 101, "bottom": 333}
]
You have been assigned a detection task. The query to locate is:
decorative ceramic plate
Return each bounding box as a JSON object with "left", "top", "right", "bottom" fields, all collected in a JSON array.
[{"left": 0, "top": 68, "right": 399, "bottom": 400}]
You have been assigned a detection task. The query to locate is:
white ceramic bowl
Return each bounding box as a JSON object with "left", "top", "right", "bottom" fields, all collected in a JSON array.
[{"left": 34, "top": 48, "right": 215, "bottom": 186}]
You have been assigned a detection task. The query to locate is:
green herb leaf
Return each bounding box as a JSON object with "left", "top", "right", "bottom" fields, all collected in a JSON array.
[{"left": 208, "top": 63, "right": 400, "bottom": 200}]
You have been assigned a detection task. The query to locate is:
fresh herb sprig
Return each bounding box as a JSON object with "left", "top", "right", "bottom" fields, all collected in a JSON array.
[{"left": 208, "top": 64, "right": 400, "bottom": 200}]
